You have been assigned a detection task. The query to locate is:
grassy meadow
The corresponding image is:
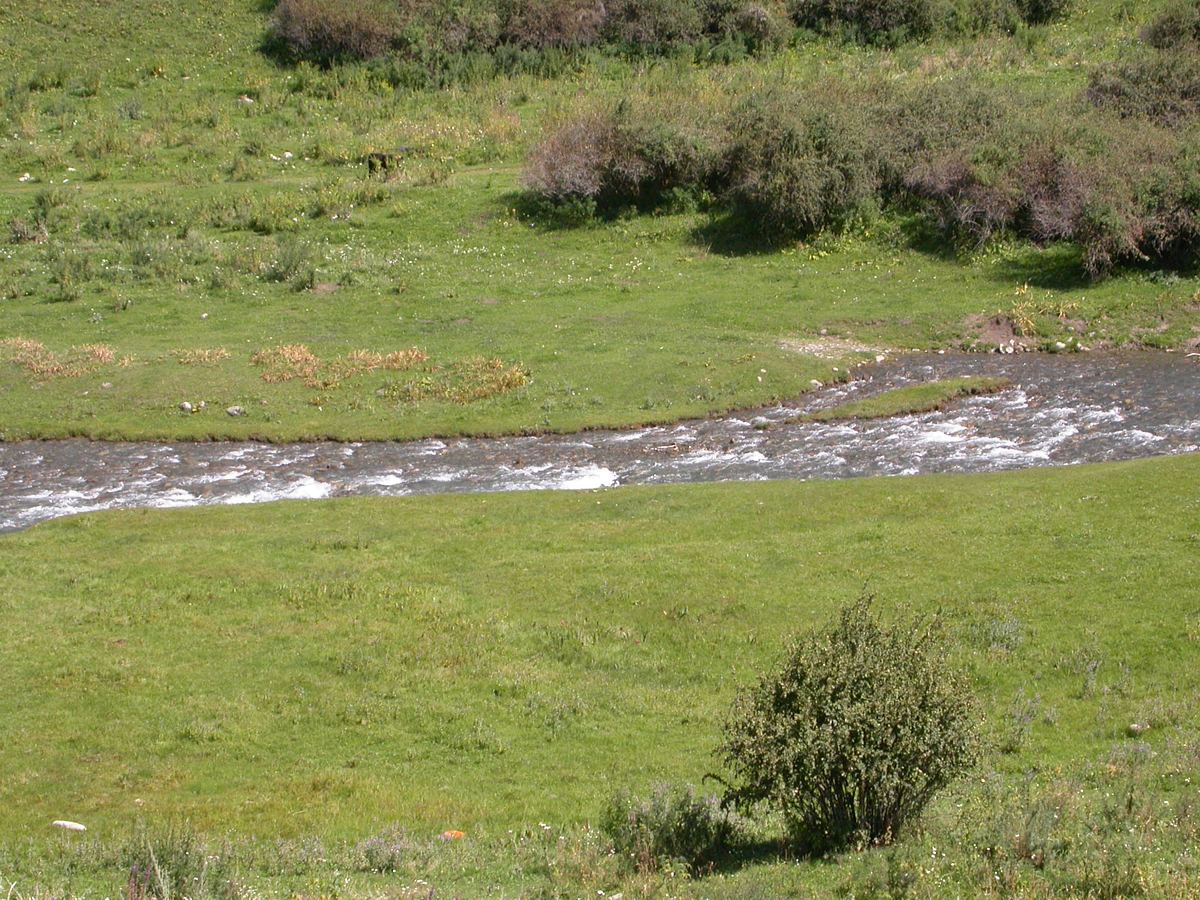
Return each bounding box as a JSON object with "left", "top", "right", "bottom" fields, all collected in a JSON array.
[
  {"left": 2, "top": 0, "right": 1199, "bottom": 441},
  {"left": 2, "top": 455, "right": 1200, "bottom": 894},
  {"left": 4, "top": 0, "right": 1200, "bottom": 896}
]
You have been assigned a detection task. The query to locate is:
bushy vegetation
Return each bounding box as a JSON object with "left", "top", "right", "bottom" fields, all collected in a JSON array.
[
  {"left": 1088, "top": 1, "right": 1200, "bottom": 126},
  {"left": 525, "top": 65, "right": 1200, "bottom": 276},
  {"left": 267, "top": 0, "right": 793, "bottom": 71},
  {"left": 601, "top": 783, "right": 736, "bottom": 872},
  {"left": 722, "top": 87, "right": 879, "bottom": 237},
  {"left": 719, "top": 600, "right": 980, "bottom": 853},
  {"left": 267, "top": 0, "right": 1063, "bottom": 71}
]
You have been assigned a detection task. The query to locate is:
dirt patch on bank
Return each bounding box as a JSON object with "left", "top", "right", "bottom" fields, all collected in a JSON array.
[{"left": 963, "top": 314, "right": 1033, "bottom": 351}]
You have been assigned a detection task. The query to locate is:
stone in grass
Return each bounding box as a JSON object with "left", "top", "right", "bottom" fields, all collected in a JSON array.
[
  {"left": 226, "top": 405, "right": 246, "bottom": 417},
  {"left": 179, "top": 401, "right": 193, "bottom": 413},
  {"left": 52, "top": 820, "right": 86, "bottom": 832}
]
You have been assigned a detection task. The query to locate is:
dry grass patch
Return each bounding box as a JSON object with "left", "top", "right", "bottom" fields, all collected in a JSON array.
[
  {"left": 1, "top": 338, "right": 121, "bottom": 379},
  {"left": 250, "top": 344, "right": 322, "bottom": 384},
  {"left": 252, "top": 344, "right": 432, "bottom": 390},
  {"left": 172, "top": 347, "right": 232, "bottom": 366},
  {"left": 382, "top": 357, "right": 530, "bottom": 404}
]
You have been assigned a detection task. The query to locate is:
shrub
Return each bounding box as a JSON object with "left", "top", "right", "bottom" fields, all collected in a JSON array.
[
  {"left": 603, "top": 0, "right": 706, "bottom": 49},
  {"left": 352, "top": 825, "right": 414, "bottom": 872},
  {"left": 711, "top": 1, "right": 794, "bottom": 51},
  {"left": 270, "top": 0, "right": 400, "bottom": 63},
  {"left": 501, "top": 0, "right": 608, "bottom": 48},
  {"left": 718, "top": 599, "right": 980, "bottom": 854},
  {"left": 1141, "top": 0, "right": 1200, "bottom": 49},
  {"left": 1087, "top": 50, "right": 1200, "bottom": 125},
  {"left": 522, "top": 102, "right": 718, "bottom": 213},
  {"left": 787, "top": 0, "right": 940, "bottom": 44},
  {"left": 722, "top": 88, "right": 879, "bottom": 237},
  {"left": 601, "top": 783, "right": 735, "bottom": 871},
  {"left": 1011, "top": 0, "right": 1070, "bottom": 25}
]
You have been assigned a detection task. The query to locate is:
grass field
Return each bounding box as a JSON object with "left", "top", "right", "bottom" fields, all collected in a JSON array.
[
  {"left": 2, "top": 454, "right": 1199, "bottom": 894},
  {"left": 3, "top": 0, "right": 1200, "bottom": 895},
  {"left": 2, "top": 0, "right": 1199, "bottom": 441}
]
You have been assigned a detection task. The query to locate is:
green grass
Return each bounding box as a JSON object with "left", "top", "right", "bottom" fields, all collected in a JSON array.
[
  {"left": 2, "top": 0, "right": 1198, "bottom": 441},
  {"left": 2, "top": 455, "right": 1199, "bottom": 893},
  {"left": 796, "top": 375, "right": 1013, "bottom": 422}
]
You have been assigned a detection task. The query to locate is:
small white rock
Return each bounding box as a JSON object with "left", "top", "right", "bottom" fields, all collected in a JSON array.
[
  {"left": 52, "top": 820, "right": 86, "bottom": 832},
  {"left": 226, "top": 405, "right": 245, "bottom": 417},
  {"left": 179, "top": 401, "right": 193, "bottom": 413}
]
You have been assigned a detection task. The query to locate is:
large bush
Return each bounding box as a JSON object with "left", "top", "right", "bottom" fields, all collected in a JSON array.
[
  {"left": 722, "top": 89, "right": 879, "bottom": 237},
  {"left": 1141, "top": 0, "right": 1200, "bottom": 48},
  {"left": 718, "top": 599, "right": 980, "bottom": 854},
  {"left": 521, "top": 101, "right": 720, "bottom": 213},
  {"left": 1087, "top": 50, "right": 1200, "bottom": 125},
  {"left": 787, "top": 0, "right": 942, "bottom": 43},
  {"left": 501, "top": 0, "right": 608, "bottom": 48},
  {"left": 270, "top": 0, "right": 400, "bottom": 63}
]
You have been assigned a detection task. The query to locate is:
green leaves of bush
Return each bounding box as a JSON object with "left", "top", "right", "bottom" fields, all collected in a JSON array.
[{"left": 718, "top": 599, "right": 980, "bottom": 854}]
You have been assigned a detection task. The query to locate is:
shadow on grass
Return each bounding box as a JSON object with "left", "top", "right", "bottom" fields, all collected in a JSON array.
[
  {"left": 989, "top": 243, "right": 1092, "bottom": 290},
  {"left": 689, "top": 212, "right": 792, "bottom": 257},
  {"left": 703, "top": 836, "right": 795, "bottom": 875}
]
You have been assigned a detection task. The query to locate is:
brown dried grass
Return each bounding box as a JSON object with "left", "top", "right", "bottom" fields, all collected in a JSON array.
[
  {"left": 251, "top": 344, "right": 322, "bottom": 383},
  {"left": 1, "top": 338, "right": 120, "bottom": 379},
  {"left": 173, "top": 347, "right": 232, "bottom": 366}
]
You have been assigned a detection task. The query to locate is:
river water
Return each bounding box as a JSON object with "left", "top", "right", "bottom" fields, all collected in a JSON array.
[{"left": 1, "top": 352, "right": 1198, "bottom": 532}]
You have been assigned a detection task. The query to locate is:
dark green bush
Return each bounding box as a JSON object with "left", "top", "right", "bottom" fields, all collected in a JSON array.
[
  {"left": 1141, "top": 0, "right": 1200, "bottom": 48},
  {"left": 718, "top": 599, "right": 980, "bottom": 854},
  {"left": 521, "top": 103, "right": 719, "bottom": 213},
  {"left": 1011, "top": 0, "right": 1069, "bottom": 25},
  {"left": 706, "top": 0, "right": 793, "bottom": 51},
  {"left": 787, "top": 0, "right": 941, "bottom": 44},
  {"left": 601, "top": 783, "right": 735, "bottom": 871},
  {"left": 722, "top": 89, "right": 879, "bottom": 237},
  {"left": 500, "top": 0, "right": 608, "bottom": 48},
  {"left": 270, "top": 0, "right": 401, "bottom": 63},
  {"left": 1087, "top": 50, "right": 1200, "bottom": 125}
]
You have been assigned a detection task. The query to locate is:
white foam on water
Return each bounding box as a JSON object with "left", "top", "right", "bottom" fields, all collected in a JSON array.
[
  {"left": 357, "top": 473, "right": 406, "bottom": 487},
  {"left": 224, "top": 476, "right": 331, "bottom": 505},
  {"left": 1125, "top": 429, "right": 1163, "bottom": 442},
  {"left": 608, "top": 429, "right": 656, "bottom": 443},
  {"left": 194, "top": 468, "right": 250, "bottom": 484},
  {"left": 551, "top": 465, "right": 619, "bottom": 490},
  {"left": 916, "top": 430, "right": 964, "bottom": 444}
]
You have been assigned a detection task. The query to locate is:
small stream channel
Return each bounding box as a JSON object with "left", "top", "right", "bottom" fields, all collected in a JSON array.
[{"left": 2, "top": 351, "right": 1198, "bottom": 533}]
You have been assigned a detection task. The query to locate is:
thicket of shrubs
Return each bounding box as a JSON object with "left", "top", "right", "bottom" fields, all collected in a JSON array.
[
  {"left": 523, "top": 62, "right": 1200, "bottom": 277},
  {"left": 267, "top": 0, "right": 1064, "bottom": 70},
  {"left": 268, "top": 0, "right": 793, "bottom": 69},
  {"left": 1088, "top": 0, "right": 1200, "bottom": 125}
]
